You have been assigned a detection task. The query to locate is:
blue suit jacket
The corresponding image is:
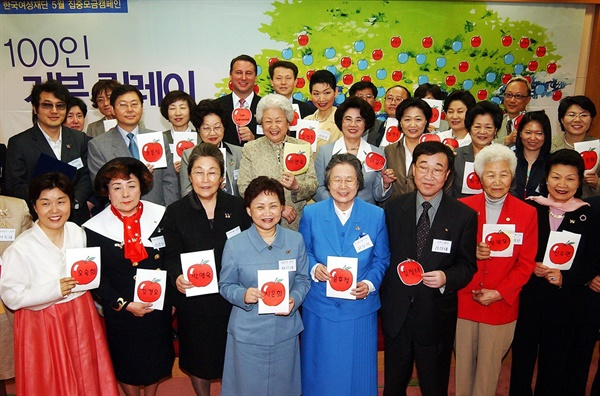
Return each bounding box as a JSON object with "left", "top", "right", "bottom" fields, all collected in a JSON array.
[{"left": 298, "top": 198, "right": 390, "bottom": 321}]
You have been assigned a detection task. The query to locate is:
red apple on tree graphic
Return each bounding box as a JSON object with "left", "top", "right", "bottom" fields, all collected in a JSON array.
[
  {"left": 329, "top": 266, "right": 353, "bottom": 292},
  {"left": 361, "top": 76, "right": 372, "bottom": 82},
  {"left": 261, "top": 279, "right": 286, "bottom": 306},
  {"left": 477, "top": 90, "right": 488, "bottom": 100},
  {"left": 295, "top": 77, "right": 305, "bottom": 89},
  {"left": 392, "top": 70, "right": 403, "bottom": 82},
  {"left": 485, "top": 231, "right": 511, "bottom": 251},
  {"left": 390, "top": 36, "right": 401, "bottom": 48},
  {"left": 466, "top": 172, "right": 482, "bottom": 190},
  {"left": 581, "top": 148, "right": 598, "bottom": 171},
  {"left": 297, "top": 34, "right": 309, "bottom": 46},
  {"left": 269, "top": 57, "right": 279, "bottom": 66},
  {"left": 549, "top": 241, "right": 575, "bottom": 265},
  {"left": 285, "top": 152, "right": 307, "bottom": 172},
  {"left": 187, "top": 260, "right": 213, "bottom": 287},
  {"left": 458, "top": 61, "right": 469, "bottom": 73},
  {"left": 502, "top": 74, "right": 513, "bottom": 84},
  {"left": 470, "top": 36, "right": 482, "bottom": 48},
  {"left": 536, "top": 46, "right": 547, "bottom": 57},
  {"left": 547, "top": 62, "right": 557, "bottom": 74},
  {"left": 552, "top": 90, "right": 562, "bottom": 101},
  {"left": 446, "top": 75, "right": 456, "bottom": 87},
  {"left": 519, "top": 37, "right": 530, "bottom": 49},
  {"left": 372, "top": 49, "right": 383, "bottom": 61},
  {"left": 142, "top": 140, "right": 163, "bottom": 162},
  {"left": 71, "top": 256, "right": 98, "bottom": 285},
  {"left": 340, "top": 56, "right": 352, "bottom": 68},
  {"left": 342, "top": 74, "right": 353, "bottom": 85},
  {"left": 501, "top": 35, "right": 513, "bottom": 47},
  {"left": 397, "top": 259, "right": 424, "bottom": 286},
  {"left": 528, "top": 60, "right": 539, "bottom": 72},
  {"left": 137, "top": 279, "right": 162, "bottom": 303},
  {"left": 176, "top": 139, "right": 195, "bottom": 157},
  {"left": 422, "top": 36, "right": 433, "bottom": 48}
]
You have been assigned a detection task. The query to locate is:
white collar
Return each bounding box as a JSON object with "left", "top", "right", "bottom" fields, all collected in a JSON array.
[
  {"left": 232, "top": 91, "right": 254, "bottom": 107},
  {"left": 38, "top": 123, "right": 62, "bottom": 144},
  {"left": 332, "top": 137, "right": 372, "bottom": 162},
  {"left": 83, "top": 200, "right": 165, "bottom": 247}
]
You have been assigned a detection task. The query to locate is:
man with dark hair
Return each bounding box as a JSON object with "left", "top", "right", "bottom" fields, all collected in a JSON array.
[
  {"left": 348, "top": 81, "right": 383, "bottom": 144},
  {"left": 5, "top": 80, "right": 93, "bottom": 225},
  {"left": 268, "top": 60, "right": 315, "bottom": 118},
  {"left": 215, "top": 54, "right": 262, "bottom": 146},
  {"left": 86, "top": 79, "right": 122, "bottom": 138},
  {"left": 380, "top": 141, "right": 477, "bottom": 396},
  {"left": 87, "top": 84, "right": 179, "bottom": 206}
]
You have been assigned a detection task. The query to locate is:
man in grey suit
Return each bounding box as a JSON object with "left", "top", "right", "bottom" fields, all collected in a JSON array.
[
  {"left": 6, "top": 80, "right": 93, "bottom": 225},
  {"left": 87, "top": 84, "right": 179, "bottom": 206}
]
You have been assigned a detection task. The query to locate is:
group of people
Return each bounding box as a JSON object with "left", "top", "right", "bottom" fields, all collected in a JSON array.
[{"left": 0, "top": 52, "right": 598, "bottom": 396}]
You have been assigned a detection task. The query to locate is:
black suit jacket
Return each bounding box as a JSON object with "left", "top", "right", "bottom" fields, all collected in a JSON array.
[
  {"left": 367, "top": 120, "right": 386, "bottom": 147},
  {"left": 215, "top": 93, "right": 261, "bottom": 147},
  {"left": 380, "top": 191, "right": 477, "bottom": 345},
  {"left": 293, "top": 98, "right": 316, "bottom": 118},
  {"left": 162, "top": 190, "right": 251, "bottom": 316},
  {"left": 5, "top": 124, "right": 92, "bottom": 225}
]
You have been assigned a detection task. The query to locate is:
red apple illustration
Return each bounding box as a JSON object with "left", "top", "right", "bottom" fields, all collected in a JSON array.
[
  {"left": 232, "top": 107, "right": 252, "bottom": 126},
  {"left": 329, "top": 266, "right": 353, "bottom": 292},
  {"left": 519, "top": 37, "right": 530, "bottom": 49},
  {"left": 365, "top": 152, "right": 386, "bottom": 171},
  {"left": 422, "top": 36, "right": 433, "bottom": 48},
  {"left": 458, "top": 61, "right": 469, "bottom": 73},
  {"left": 137, "top": 279, "right": 162, "bottom": 303},
  {"left": 547, "top": 62, "right": 557, "bottom": 74},
  {"left": 513, "top": 114, "right": 524, "bottom": 131},
  {"left": 385, "top": 126, "right": 402, "bottom": 144},
  {"left": 501, "top": 35, "right": 513, "bottom": 47},
  {"left": 71, "top": 256, "right": 98, "bottom": 285},
  {"left": 285, "top": 152, "right": 307, "bottom": 172},
  {"left": 549, "top": 241, "right": 575, "bottom": 265},
  {"left": 261, "top": 279, "right": 286, "bottom": 306},
  {"left": 306, "top": 70, "right": 315, "bottom": 80},
  {"left": 445, "top": 75, "right": 456, "bottom": 87},
  {"left": 528, "top": 60, "right": 539, "bottom": 72},
  {"left": 390, "top": 36, "right": 401, "bottom": 48},
  {"left": 419, "top": 133, "right": 441, "bottom": 143},
  {"left": 340, "top": 56, "right": 352, "bottom": 68},
  {"left": 442, "top": 138, "right": 459, "bottom": 149},
  {"left": 397, "top": 259, "right": 424, "bottom": 286},
  {"left": 142, "top": 140, "right": 163, "bottom": 162},
  {"left": 477, "top": 90, "right": 488, "bottom": 100},
  {"left": 581, "top": 149, "right": 598, "bottom": 171},
  {"left": 290, "top": 111, "right": 300, "bottom": 127},
  {"left": 552, "top": 90, "right": 562, "bottom": 101},
  {"left": 466, "top": 172, "right": 482, "bottom": 190},
  {"left": 536, "top": 46, "right": 547, "bottom": 57},
  {"left": 176, "top": 139, "right": 195, "bottom": 157},
  {"left": 374, "top": 102, "right": 382, "bottom": 112},
  {"left": 342, "top": 74, "right": 353, "bottom": 85},
  {"left": 502, "top": 73, "right": 513, "bottom": 84},
  {"left": 470, "top": 36, "right": 482, "bottom": 48},
  {"left": 485, "top": 231, "right": 511, "bottom": 251},
  {"left": 187, "top": 261, "right": 213, "bottom": 287},
  {"left": 430, "top": 108, "right": 440, "bottom": 123},
  {"left": 296, "top": 77, "right": 306, "bottom": 89},
  {"left": 392, "top": 70, "right": 403, "bottom": 82},
  {"left": 372, "top": 49, "right": 383, "bottom": 61},
  {"left": 524, "top": 76, "right": 532, "bottom": 84},
  {"left": 361, "top": 76, "right": 372, "bottom": 82},
  {"left": 253, "top": 85, "right": 260, "bottom": 95},
  {"left": 268, "top": 57, "right": 279, "bottom": 66},
  {"left": 298, "top": 128, "right": 316, "bottom": 144},
  {"left": 298, "top": 34, "right": 309, "bottom": 46}
]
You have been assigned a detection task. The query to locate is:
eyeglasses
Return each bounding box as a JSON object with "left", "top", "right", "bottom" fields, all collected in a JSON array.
[
  {"left": 356, "top": 94, "right": 374, "bottom": 100},
  {"left": 415, "top": 165, "right": 447, "bottom": 177},
  {"left": 200, "top": 125, "right": 224, "bottom": 134},
  {"left": 39, "top": 102, "right": 67, "bottom": 111},
  {"left": 191, "top": 170, "right": 220, "bottom": 180},
  {"left": 385, "top": 96, "right": 405, "bottom": 104},
  {"left": 342, "top": 116, "right": 365, "bottom": 125},
  {"left": 330, "top": 177, "right": 357, "bottom": 186},
  {"left": 116, "top": 101, "right": 141, "bottom": 110},
  {"left": 504, "top": 93, "right": 529, "bottom": 101},
  {"left": 565, "top": 112, "right": 591, "bottom": 120}
]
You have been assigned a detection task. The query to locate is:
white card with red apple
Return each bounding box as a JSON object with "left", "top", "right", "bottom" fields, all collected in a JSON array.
[
  {"left": 542, "top": 231, "right": 581, "bottom": 270},
  {"left": 380, "top": 118, "right": 400, "bottom": 148},
  {"left": 482, "top": 224, "right": 515, "bottom": 257},
  {"left": 461, "top": 162, "right": 482, "bottom": 195},
  {"left": 257, "top": 269, "right": 289, "bottom": 315},
  {"left": 423, "top": 99, "right": 443, "bottom": 129},
  {"left": 66, "top": 247, "right": 101, "bottom": 292},
  {"left": 289, "top": 103, "right": 301, "bottom": 130},
  {"left": 133, "top": 268, "right": 167, "bottom": 310},
  {"left": 138, "top": 132, "right": 167, "bottom": 169},
  {"left": 282, "top": 142, "right": 310, "bottom": 175},
  {"left": 364, "top": 151, "right": 386, "bottom": 172},
  {"left": 181, "top": 250, "right": 218, "bottom": 297},
  {"left": 172, "top": 132, "right": 198, "bottom": 162},
  {"left": 574, "top": 140, "right": 599, "bottom": 174},
  {"left": 104, "top": 119, "right": 117, "bottom": 132},
  {"left": 295, "top": 119, "right": 319, "bottom": 152},
  {"left": 326, "top": 256, "right": 358, "bottom": 300}
]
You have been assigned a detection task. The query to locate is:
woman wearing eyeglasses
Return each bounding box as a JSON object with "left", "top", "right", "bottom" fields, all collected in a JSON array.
[
  {"left": 299, "top": 154, "right": 390, "bottom": 396},
  {"left": 180, "top": 99, "right": 243, "bottom": 197},
  {"left": 551, "top": 95, "right": 599, "bottom": 198}
]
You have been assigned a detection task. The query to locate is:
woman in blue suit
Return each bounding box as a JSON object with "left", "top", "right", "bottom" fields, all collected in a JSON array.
[
  {"left": 219, "top": 176, "right": 310, "bottom": 396},
  {"left": 299, "top": 154, "right": 390, "bottom": 396}
]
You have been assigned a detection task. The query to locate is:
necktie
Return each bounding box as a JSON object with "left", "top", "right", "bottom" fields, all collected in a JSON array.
[
  {"left": 127, "top": 133, "right": 139, "bottom": 160},
  {"left": 416, "top": 201, "right": 432, "bottom": 261},
  {"left": 506, "top": 119, "right": 513, "bottom": 135},
  {"left": 237, "top": 99, "right": 246, "bottom": 144}
]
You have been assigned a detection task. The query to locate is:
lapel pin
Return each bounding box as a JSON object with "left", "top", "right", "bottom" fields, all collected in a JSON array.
[
  {"left": 580, "top": 214, "right": 586, "bottom": 222},
  {"left": 355, "top": 226, "right": 361, "bottom": 231},
  {"left": 286, "top": 249, "right": 291, "bottom": 254},
  {"left": 506, "top": 217, "right": 510, "bottom": 222},
  {"left": 225, "top": 213, "right": 231, "bottom": 218},
  {"left": 66, "top": 144, "right": 71, "bottom": 149},
  {"left": 570, "top": 219, "right": 575, "bottom": 224},
  {"left": 445, "top": 228, "right": 448, "bottom": 232}
]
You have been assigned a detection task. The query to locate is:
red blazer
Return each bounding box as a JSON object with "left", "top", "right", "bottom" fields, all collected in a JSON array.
[{"left": 458, "top": 193, "right": 538, "bottom": 325}]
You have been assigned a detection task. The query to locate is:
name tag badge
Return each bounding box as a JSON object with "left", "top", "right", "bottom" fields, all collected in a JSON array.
[
  {"left": 0, "top": 229, "right": 16, "bottom": 241},
  {"left": 151, "top": 236, "right": 166, "bottom": 249},
  {"left": 317, "top": 129, "right": 331, "bottom": 141},
  {"left": 68, "top": 157, "right": 84, "bottom": 170},
  {"left": 354, "top": 234, "right": 373, "bottom": 253},
  {"left": 514, "top": 232, "right": 523, "bottom": 245},
  {"left": 233, "top": 169, "right": 239, "bottom": 181},
  {"left": 226, "top": 226, "right": 242, "bottom": 239},
  {"left": 432, "top": 239, "right": 452, "bottom": 254},
  {"left": 279, "top": 259, "right": 296, "bottom": 271}
]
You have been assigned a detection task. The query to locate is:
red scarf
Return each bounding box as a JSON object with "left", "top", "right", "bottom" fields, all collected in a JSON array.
[{"left": 110, "top": 202, "right": 148, "bottom": 264}]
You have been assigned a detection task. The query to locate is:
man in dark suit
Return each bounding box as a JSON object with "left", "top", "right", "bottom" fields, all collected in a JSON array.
[
  {"left": 215, "top": 54, "right": 262, "bottom": 146},
  {"left": 5, "top": 80, "right": 92, "bottom": 225},
  {"left": 269, "top": 60, "right": 316, "bottom": 118},
  {"left": 369, "top": 85, "right": 411, "bottom": 147},
  {"left": 380, "top": 141, "right": 477, "bottom": 396},
  {"left": 87, "top": 84, "right": 179, "bottom": 207},
  {"left": 348, "top": 81, "right": 382, "bottom": 142}
]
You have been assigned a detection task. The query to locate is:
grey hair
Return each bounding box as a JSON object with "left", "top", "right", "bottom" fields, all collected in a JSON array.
[
  {"left": 474, "top": 143, "right": 517, "bottom": 177},
  {"left": 506, "top": 76, "right": 532, "bottom": 96},
  {"left": 256, "top": 93, "right": 295, "bottom": 123},
  {"left": 324, "top": 153, "right": 365, "bottom": 192}
]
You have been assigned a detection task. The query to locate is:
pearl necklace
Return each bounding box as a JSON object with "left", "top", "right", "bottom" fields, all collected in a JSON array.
[
  {"left": 549, "top": 209, "right": 565, "bottom": 219},
  {"left": 563, "top": 135, "right": 574, "bottom": 149}
]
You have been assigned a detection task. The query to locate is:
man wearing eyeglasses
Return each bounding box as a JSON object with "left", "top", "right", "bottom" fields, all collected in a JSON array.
[
  {"left": 380, "top": 141, "right": 477, "bottom": 396},
  {"left": 5, "top": 80, "right": 93, "bottom": 225},
  {"left": 348, "top": 81, "right": 383, "bottom": 145},
  {"left": 269, "top": 60, "right": 315, "bottom": 118},
  {"left": 367, "top": 85, "right": 411, "bottom": 147},
  {"left": 87, "top": 84, "right": 179, "bottom": 207},
  {"left": 494, "top": 76, "right": 532, "bottom": 148}
]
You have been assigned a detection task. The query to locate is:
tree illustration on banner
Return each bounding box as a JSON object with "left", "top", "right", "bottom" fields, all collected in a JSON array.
[{"left": 215, "top": 1, "right": 566, "bottom": 110}]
